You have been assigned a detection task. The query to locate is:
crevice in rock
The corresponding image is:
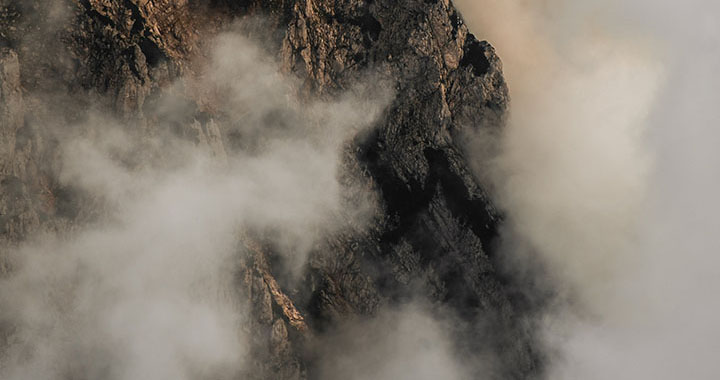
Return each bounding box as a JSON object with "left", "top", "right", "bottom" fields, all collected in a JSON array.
[
  {"left": 329, "top": 10, "right": 382, "bottom": 48},
  {"left": 460, "top": 34, "right": 491, "bottom": 76},
  {"left": 139, "top": 37, "right": 165, "bottom": 67},
  {"left": 423, "top": 147, "right": 499, "bottom": 251},
  {"left": 78, "top": 0, "right": 114, "bottom": 28},
  {"left": 123, "top": 0, "right": 168, "bottom": 67},
  {"left": 123, "top": 0, "right": 144, "bottom": 35}
]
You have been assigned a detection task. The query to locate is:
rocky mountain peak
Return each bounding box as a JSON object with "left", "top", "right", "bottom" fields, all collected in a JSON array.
[{"left": 0, "top": 1, "right": 540, "bottom": 379}]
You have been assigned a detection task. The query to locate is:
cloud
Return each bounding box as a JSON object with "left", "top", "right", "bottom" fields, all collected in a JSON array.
[
  {"left": 313, "top": 303, "right": 477, "bottom": 380},
  {"left": 0, "top": 23, "right": 390, "bottom": 380},
  {"left": 455, "top": 0, "right": 720, "bottom": 378}
]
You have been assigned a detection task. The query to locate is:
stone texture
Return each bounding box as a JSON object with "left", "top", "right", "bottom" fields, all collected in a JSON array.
[{"left": 0, "top": 0, "right": 541, "bottom": 378}]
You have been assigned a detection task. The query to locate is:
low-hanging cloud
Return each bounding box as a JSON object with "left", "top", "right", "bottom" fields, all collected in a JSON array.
[
  {"left": 455, "top": 0, "right": 720, "bottom": 378},
  {"left": 0, "top": 23, "right": 390, "bottom": 380},
  {"left": 313, "top": 303, "right": 480, "bottom": 380}
]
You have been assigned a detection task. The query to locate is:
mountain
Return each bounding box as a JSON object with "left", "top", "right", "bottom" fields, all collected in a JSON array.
[{"left": 0, "top": 1, "right": 539, "bottom": 379}]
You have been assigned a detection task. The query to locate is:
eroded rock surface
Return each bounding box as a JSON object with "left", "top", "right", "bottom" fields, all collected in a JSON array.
[{"left": 0, "top": 0, "right": 540, "bottom": 378}]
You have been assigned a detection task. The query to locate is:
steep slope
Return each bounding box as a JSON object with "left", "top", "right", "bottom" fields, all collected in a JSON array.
[{"left": 0, "top": 1, "right": 539, "bottom": 378}]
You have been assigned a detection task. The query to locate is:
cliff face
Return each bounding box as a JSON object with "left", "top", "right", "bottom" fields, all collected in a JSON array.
[{"left": 0, "top": 1, "right": 539, "bottom": 379}]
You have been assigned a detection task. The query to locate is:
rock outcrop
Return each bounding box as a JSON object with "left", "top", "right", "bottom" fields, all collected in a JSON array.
[{"left": 0, "top": 0, "right": 540, "bottom": 378}]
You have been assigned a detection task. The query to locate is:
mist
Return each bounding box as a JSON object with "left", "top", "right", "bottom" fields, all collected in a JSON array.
[
  {"left": 314, "top": 304, "right": 478, "bottom": 380},
  {"left": 4, "top": 1, "right": 719, "bottom": 379},
  {"left": 455, "top": 0, "right": 720, "bottom": 378},
  {"left": 0, "top": 26, "right": 389, "bottom": 379}
]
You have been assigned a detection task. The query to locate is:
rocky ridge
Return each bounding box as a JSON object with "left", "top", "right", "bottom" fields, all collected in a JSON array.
[{"left": 0, "top": 1, "right": 540, "bottom": 379}]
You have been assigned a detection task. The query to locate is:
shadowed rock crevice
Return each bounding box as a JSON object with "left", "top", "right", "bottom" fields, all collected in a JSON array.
[{"left": 460, "top": 35, "right": 492, "bottom": 76}]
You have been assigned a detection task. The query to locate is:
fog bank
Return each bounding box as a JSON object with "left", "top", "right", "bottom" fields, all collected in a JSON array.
[{"left": 456, "top": 0, "right": 720, "bottom": 378}]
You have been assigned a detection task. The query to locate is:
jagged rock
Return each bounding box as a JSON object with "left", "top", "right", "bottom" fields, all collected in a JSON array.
[
  {"left": 253, "top": 1, "right": 537, "bottom": 377},
  {"left": 0, "top": 1, "right": 540, "bottom": 379}
]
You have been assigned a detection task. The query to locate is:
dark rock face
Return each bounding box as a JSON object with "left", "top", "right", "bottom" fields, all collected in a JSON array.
[
  {"left": 0, "top": 48, "right": 36, "bottom": 247},
  {"left": 0, "top": 0, "right": 540, "bottom": 378}
]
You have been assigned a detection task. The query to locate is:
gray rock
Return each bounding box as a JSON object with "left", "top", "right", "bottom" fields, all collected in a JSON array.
[{"left": 0, "top": 1, "right": 541, "bottom": 378}]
